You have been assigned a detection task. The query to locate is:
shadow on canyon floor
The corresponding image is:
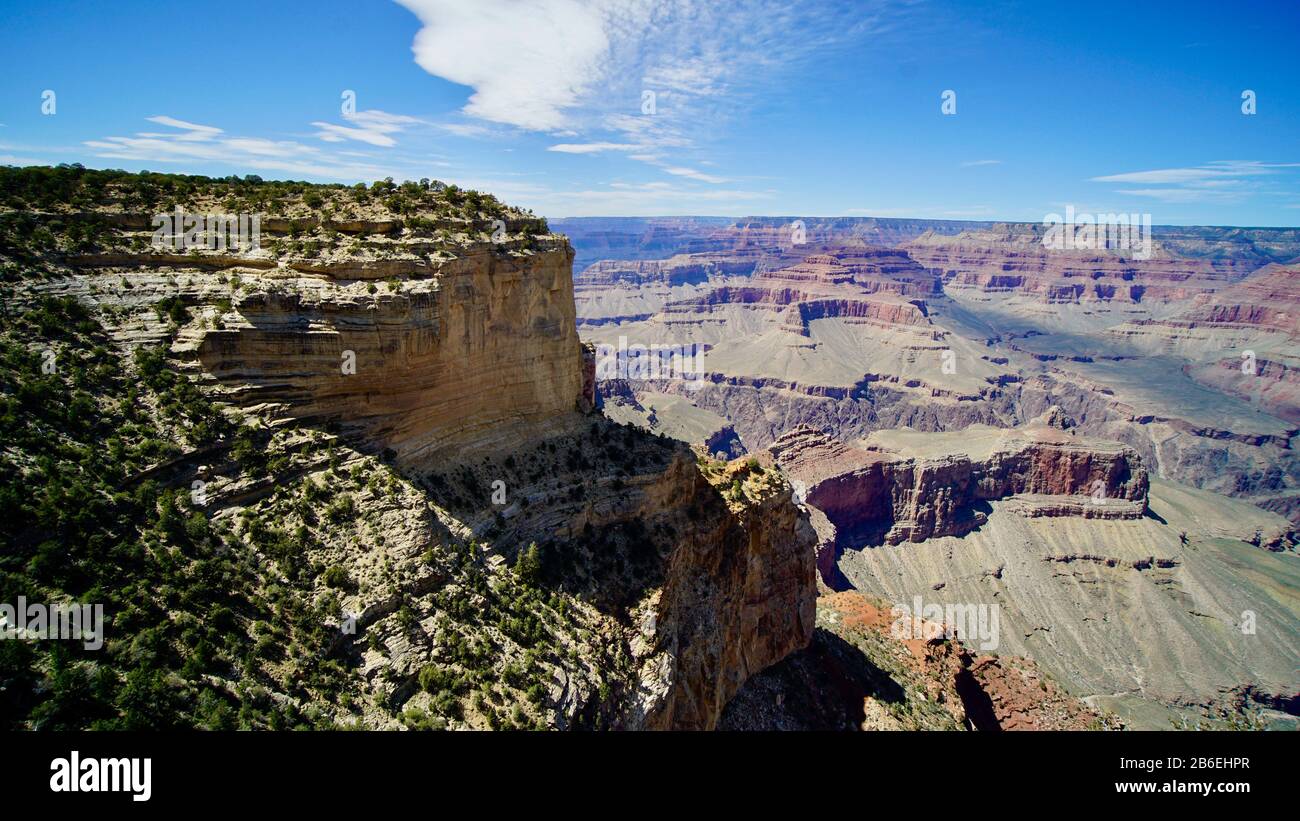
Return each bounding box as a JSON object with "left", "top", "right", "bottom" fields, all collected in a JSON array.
[{"left": 717, "top": 627, "right": 907, "bottom": 730}]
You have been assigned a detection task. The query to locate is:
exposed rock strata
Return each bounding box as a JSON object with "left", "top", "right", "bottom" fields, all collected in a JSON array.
[
  {"left": 770, "top": 420, "right": 1148, "bottom": 550},
  {"left": 192, "top": 242, "right": 585, "bottom": 462},
  {"left": 5, "top": 174, "right": 818, "bottom": 731},
  {"left": 905, "top": 226, "right": 1249, "bottom": 304}
]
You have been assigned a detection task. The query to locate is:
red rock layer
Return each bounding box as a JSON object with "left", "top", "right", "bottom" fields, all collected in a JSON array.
[
  {"left": 905, "top": 229, "right": 1249, "bottom": 304},
  {"left": 659, "top": 249, "right": 939, "bottom": 334},
  {"left": 821, "top": 593, "right": 1121, "bottom": 730},
  {"left": 1165, "top": 264, "right": 1300, "bottom": 337},
  {"left": 771, "top": 425, "right": 1148, "bottom": 546}
]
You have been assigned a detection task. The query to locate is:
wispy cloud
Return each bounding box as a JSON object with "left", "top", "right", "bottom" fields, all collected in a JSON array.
[
  {"left": 394, "top": 0, "right": 899, "bottom": 186},
  {"left": 547, "top": 142, "right": 642, "bottom": 154},
  {"left": 1091, "top": 161, "right": 1300, "bottom": 204},
  {"left": 145, "top": 116, "right": 223, "bottom": 140},
  {"left": 86, "top": 116, "right": 402, "bottom": 180},
  {"left": 660, "top": 165, "right": 727, "bottom": 184},
  {"left": 311, "top": 110, "right": 425, "bottom": 147},
  {"left": 961, "top": 159, "right": 1002, "bottom": 167}
]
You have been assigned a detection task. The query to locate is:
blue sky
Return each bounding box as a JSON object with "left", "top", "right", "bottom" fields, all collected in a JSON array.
[{"left": 1, "top": 0, "right": 1297, "bottom": 225}]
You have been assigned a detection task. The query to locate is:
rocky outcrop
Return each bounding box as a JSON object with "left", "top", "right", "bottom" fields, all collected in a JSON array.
[
  {"left": 626, "top": 454, "right": 817, "bottom": 729},
  {"left": 771, "top": 418, "right": 1148, "bottom": 551},
  {"left": 190, "top": 242, "right": 584, "bottom": 463},
  {"left": 4, "top": 169, "right": 819, "bottom": 732},
  {"left": 718, "top": 592, "right": 1121, "bottom": 731},
  {"left": 448, "top": 435, "right": 817, "bottom": 730}
]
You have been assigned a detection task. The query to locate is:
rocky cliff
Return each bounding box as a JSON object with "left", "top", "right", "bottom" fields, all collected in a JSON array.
[
  {"left": 0, "top": 166, "right": 815, "bottom": 731},
  {"left": 770, "top": 415, "right": 1148, "bottom": 554},
  {"left": 191, "top": 241, "right": 584, "bottom": 463}
]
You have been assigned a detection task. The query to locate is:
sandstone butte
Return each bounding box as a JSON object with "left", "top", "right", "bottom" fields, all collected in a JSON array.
[{"left": 770, "top": 412, "right": 1150, "bottom": 582}]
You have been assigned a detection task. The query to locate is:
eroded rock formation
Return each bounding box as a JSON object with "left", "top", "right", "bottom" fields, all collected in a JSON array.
[
  {"left": 193, "top": 241, "right": 585, "bottom": 463},
  {"left": 770, "top": 416, "right": 1148, "bottom": 552},
  {"left": 3, "top": 169, "right": 818, "bottom": 731}
]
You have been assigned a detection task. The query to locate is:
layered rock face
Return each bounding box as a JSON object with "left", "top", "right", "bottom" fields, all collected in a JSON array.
[
  {"left": 771, "top": 418, "right": 1148, "bottom": 552},
  {"left": 905, "top": 226, "right": 1248, "bottom": 304},
  {"left": 572, "top": 219, "right": 1298, "bottom": 525},
  {"left": 657, "top": 249, "right": 940, "bottom": 333},
  {"left": 1185, "top": 355, "right": 1300, "bottom": 425},
  {"left": 579, "top": 244, "right": 1018, "bottom": 454},
  {"left": 2, "top": 168, "right": 818, "bottom": 731},
  {"left": 194, "top": 242, "right": 584, "bottom": 463},
  {"left": 420, "top": 425, "right": 817, "bottom": 730},
  {"left": 1141, "top": 263, "right": 1300, "bottom": 337},
  {"left": 618, "top": 453, "right": 817, "bottom": 728}
]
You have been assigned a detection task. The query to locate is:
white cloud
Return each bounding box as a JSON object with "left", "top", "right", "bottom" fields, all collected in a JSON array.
[
  {"left": 547, "top": 142, "right": 642, "bottom": 154},
  {"left": 1090, "top": 162, "right": 1297, "bottom": 185},
  {"left": 1113, "top": 187, "right": 1245, "bottom": 204},
  {"left": 660, "top": 165, "right": 727, "bottom": 184},
  {"left": 393, "top": 0, "right": 895, "bottom": 184},
  {"left": 1091, "top": 161, "right": 1300, "bottom": 204},
  {"left": 145, "top": 116, "right": 223, "bottom": 140},
  {"left": 961, "top": 159, "right": 1002, "bottom": 167},
  {"left": 312, "top": 109, "right": 425, "bottom": 147},
  {"left": 394, "top": 0, "right": 618, "bottom": 131},
  {"left": 1090, "top": 161, "right": 1300, "bottom": 206},
  {"left": 86, "top": 116, "right": 402, "bottom": 181}
]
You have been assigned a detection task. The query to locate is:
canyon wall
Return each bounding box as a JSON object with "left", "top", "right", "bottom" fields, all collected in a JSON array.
[
  {"left": 24, "top": 185, "right": 817, "bottom": 731},
  {"left": 771, "top": 419, "right": 1148, "bottom": 550},
  {"left": 193, "top": 242, "right": 585, "bottom": 463}
]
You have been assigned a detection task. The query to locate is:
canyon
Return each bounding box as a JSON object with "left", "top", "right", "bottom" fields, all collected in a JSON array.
[{"left": 562, "top": 214, "right": 1300, "bottom": 728}]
